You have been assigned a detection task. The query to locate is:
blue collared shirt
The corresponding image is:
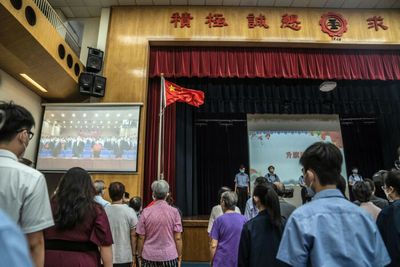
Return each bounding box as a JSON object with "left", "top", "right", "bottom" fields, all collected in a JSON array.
[
  {"left": 277, "top": 189, "right": 391, "bottom": 267},
  {"left": 235, "top": 172, "right": 249, "bottom": 188},
  {"left": 244, "top": 198, "right": 258, "bottom": 220}
]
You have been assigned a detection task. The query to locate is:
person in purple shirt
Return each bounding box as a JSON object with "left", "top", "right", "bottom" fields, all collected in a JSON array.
[
  {"left": 136, "top": 180, "right": 183, "bottom": 267},
  {"left": 210, "top": 191, "right": 247, "bottom": 267}
]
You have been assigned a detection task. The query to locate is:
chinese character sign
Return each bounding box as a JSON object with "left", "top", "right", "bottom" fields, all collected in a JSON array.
[
  {"left": 170, "top": 12, "right": 193, "bottom": 28},
  {"left": 205, "top": 13, "right": 228, "bottom": 28},
  {"left": 367, "top": 16, "right": 388, "bottom": 31},
  {"left": 319, "top": 12, "right": 348, "bottom": 37},
  {"left": 247, "top": 13, "right": 269, "bottom": 29},
  {"left": 281, "top": 14, "right": 301, "bottom": 31}
]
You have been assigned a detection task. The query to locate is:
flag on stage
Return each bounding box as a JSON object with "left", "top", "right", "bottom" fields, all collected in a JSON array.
[{"left": 162, "top": 78, "right": 205, "bottom": 108}]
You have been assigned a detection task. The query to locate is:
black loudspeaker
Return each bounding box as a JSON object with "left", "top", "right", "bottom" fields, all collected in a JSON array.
[
  {"left": 78, "top": 72, "right": 106, "bottom": 97},
  {"left": 86, "top": 47, "right": 103, "bottom": 73},
  {"left": 92, "top": 75, "right": 107, "bottom": 97},
  {"left": 78, "top": 72, "right": 94, "bottom": 95}
]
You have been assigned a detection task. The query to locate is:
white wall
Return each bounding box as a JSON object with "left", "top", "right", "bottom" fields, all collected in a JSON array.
[
  {"left": 79, "top": 18, "right": 100, "bottom": 65},
  {"left": 0, "top": 69, "right": 43, "bottom": 163}
]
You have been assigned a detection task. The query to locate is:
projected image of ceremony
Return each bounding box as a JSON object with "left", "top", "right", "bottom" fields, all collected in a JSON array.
[{"left": 36, "top": 105, "right": 141, "bottom": 172}]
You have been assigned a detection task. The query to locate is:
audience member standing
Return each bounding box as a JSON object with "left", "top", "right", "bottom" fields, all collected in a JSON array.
[
  {"left": 105, "top": 182, "right": 138, "bottom": 267},
  {"left": 94, "top": 180, "right": 111, "bottom": 208},
  {"left": 377, "top": 170, "right": 400, "bottom": 267},
  {"left": 207, "top": 186, "right": 241, "bottom": 233},
  {"left": 244, "top": 177, "right": 267, "bottom": 220},
  {"left": 0, "top": 101, "right": 54, "bottom": 267},
  {"left": 364, "top": 178, "right": 388, "bottom": 209},
  {"left": 352, "top": 181, "right": 381, "bottom": 221},
  {"left": 238, "top": 184, "right": 286, "bottom": 267},
  {"left": 273, "top": 182, "right": 296, "bottom": 220},
  {"left": 235, "top": 164, "right": 250, "bottom": 214},
  {"left": 129, "top": 196, "right": 142, "bottom": 220},
  {"left": 136, "top": 180, "right": 183, "bottom": 267},
  {"left": 298, "top": 168, "right": 314, "bottom": 204},
  {"left": 277, "top": 142, "right": 390, "bottom": 267},
  {"left": 265, "top": 165, "right": 280, "bottom": 183},
  {"left": 44, "top": 167, "right": 113, "bottom": 267},
  {"left": 210, "top": 191, "right": 247, "bottom": 267}
]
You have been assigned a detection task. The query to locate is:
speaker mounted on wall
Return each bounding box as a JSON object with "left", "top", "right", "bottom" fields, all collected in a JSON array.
[
  {"left": 86, "top": 47, "right": 104, "bottom": 73},
  {"left": 78, "top": 72, "right": 106, "bottom": 98}
]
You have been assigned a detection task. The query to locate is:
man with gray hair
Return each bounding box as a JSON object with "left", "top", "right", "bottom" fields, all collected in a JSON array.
[
  {"left": 136, "top": 180, "right": 183, "bottom": 267},
  {"left": 94, "top": 180, "right": 110, "bottom": 208},
  {"left": 210, "top": 191, "right": 247, "bottom": 267}
]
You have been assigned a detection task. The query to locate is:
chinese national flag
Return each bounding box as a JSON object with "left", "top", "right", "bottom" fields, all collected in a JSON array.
[{"left": 163, "top": 79, "right": 205, "bottom": 108}]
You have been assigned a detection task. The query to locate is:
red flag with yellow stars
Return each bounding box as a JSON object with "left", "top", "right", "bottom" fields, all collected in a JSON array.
[{"left": 163, "top": 78, "right": 205, "bottom": 108}]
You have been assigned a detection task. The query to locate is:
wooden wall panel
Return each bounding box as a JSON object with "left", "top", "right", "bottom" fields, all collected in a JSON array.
[{"left": 102, "top": 6, "right": 400, "bottom": 200}]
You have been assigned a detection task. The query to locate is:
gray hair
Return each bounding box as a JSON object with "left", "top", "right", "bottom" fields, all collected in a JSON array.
[
  {"left": 221, "top": 191, "right": 238, "bottom": 211},
  {"left": 94, "top": 180, "right": 105, "bottom": 195},
  {"left": 151, "top": 180, "right": 170, "bottom": 200}
]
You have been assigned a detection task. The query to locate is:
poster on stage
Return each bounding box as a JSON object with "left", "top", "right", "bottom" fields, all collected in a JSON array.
[
  {"left": 247, "top": 114, "right": 346, "bottom": 185},
  {"left": 36, "top": 104, "right": 141, "bottom": 172}
]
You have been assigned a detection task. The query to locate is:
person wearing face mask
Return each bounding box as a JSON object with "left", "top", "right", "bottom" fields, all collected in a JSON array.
[
  {"left": 348, "top": 167, "right": 363, "bottom": 201},
  {"left": 265, "top": 165, "right": 280, "bottom": 183},
  {"left": 235, "top": 164, "right": 250, "bottom": 214},
  {"left": 377, "top": 170, "right": 400, "bottom": 267},
  {"left": 0, "top": 101, "right": 54, "bottom": 267},
  {"left": 277, "top": 142, "right": 391, "bottom": 267}
]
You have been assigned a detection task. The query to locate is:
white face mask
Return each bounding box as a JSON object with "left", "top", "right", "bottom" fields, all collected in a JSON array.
[
  {"left": 240, "top": 169, "right": 245, "bottom": 173},
  {"left": 352, "top": 169, "right": 358, "bottom": 174}
]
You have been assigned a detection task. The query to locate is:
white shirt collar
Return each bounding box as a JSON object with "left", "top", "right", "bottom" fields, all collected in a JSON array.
[{"left": 0, "top": 149, "right": 18, "bottom": 161}]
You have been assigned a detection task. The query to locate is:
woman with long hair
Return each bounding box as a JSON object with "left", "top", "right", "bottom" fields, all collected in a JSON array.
[
  {"left": 44, "top": 167, "right": 113, "bottom": 267},
  {"left": 238, "top": 183, "right": 286, "bottom": 267}
]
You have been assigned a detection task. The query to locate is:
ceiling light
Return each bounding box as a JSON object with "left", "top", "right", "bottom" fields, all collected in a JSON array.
[
  {"left": 72, "top": 114, "right": 76, "bottom": 117},
  {"left": 63, "top": 121, "right": 65, "bottom": 123},
  {"left": 51, "top": 114, "right": 54, "bottom": 117},
  {"left": 95, "top": 113, "right": 99, "bottom": 117},
  {"left": 61, "top": 114, "right": 65, "bottom": 117},
  {"left": 107, "top": 121, "right": 110, "bottom": 124},
  {"left": 20, "top": 74, "right": 48, "bottom": 92},
  {"left": 77, "top": 121, "right": 80, "bottom": 124},
  {"left": 319, "top": 81, "right": 337, "bottom": 92},
  {"left": 106, "top": 114, "right": 110, "bottom": 117},
  {"left": 83, "top": 113, "right": 87, "bottom": 117},
  {"left": 128, "top": 114, "right": 132, "bottom": 117},
  {"left": 117, "top": 114, "right": 121, "bottom": 117},
  {"left": 70, "top": 120, "right": 73, "bottom": 123}
]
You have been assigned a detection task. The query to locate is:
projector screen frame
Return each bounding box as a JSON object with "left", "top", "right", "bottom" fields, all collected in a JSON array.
[{"left": 36, "top": 102, "right": 143, "bottom": 174}]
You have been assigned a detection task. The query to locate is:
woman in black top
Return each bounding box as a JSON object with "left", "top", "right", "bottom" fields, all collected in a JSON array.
[{"left": 238, "top": 183, "right": 287, "bottom": 267}]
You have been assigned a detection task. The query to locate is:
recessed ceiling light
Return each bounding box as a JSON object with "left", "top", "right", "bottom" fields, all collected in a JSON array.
[
  {"left": 77, "top": 121, "right": 80, "bottom": 124},
  {"left": 128, "top": 114, "right": 132, "bottom": 117},
  {"left": 107, "top": 121, "right": 110, "bottom": 124},
  {"left": 63, "top": 121, "right": 65, "bottom": 124},
  {"left": 61, "top": 114, "right": 65, "bottom": 117},
  {"left": 84, "top": 121, "right": 87, "bottom": 124},
  {"left": 100, "top": 121, "right": 103, "bottom": 124},
  {"left": 70, "top": 120, "right": 73, "bottom": 123},
  {"left": 20, "top": 73, "right": 48, "bottom": 92},
  {"left": 51, "top": 114, "right": 54, "bottom": 117},
  {"left": 83, "top": 113, "right": 86, "bottom": 117},
  {"left": 106, "top": 114, "right": 110, "bottom": 117},
  {"left": 95, "top": 114, "right": 99, "bottom": 117},
  {"left": 72, "top": 114, "right": 76, "bottom": 117},
  {"left": 117, "top": 114, "right": 121, "bottom": 117}
]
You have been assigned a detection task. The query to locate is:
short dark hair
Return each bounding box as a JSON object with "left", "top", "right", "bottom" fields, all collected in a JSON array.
[
  {"left": 124, "top": 192, "right": 130, "bottom": 199},
  {"left": 300, "top": 142, "right": 342, "bottom": 186},
  {"left": 384, "top": 170, "right": 400, "bottom": 194},
  {"left": 108, "top": 182, "right": 125, "bottom": 201},
  {"left": 364, "top": 178, "right": 375, "bottom": 192},
  {"left": 129, "top": 196, "right": 142, "bottom": 212},
  {"left": 352, "top": 181, "right": 372, "bottom": 203},
  {"left": 0, "top": 101, "right": 35, "bottom": 142},
  {"left": 268, "top": 165, "right": 275, "bottom": 171},
  {"left": 254, "top": 176, "right": 267, "bottom": 186}
]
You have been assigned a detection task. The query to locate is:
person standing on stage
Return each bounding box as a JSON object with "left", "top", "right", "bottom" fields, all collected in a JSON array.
[
  {"left": 235, "top": 164, "right": 250, "bottom": 214},
  {"left": 265, "top": 165, "right": 280, "bottom": 183},
  {"left": 348, "top": 167, "right": 363, "bottom": 201},
  {"left": 298, "top": 168, "right": 314, "bottom": 204}
]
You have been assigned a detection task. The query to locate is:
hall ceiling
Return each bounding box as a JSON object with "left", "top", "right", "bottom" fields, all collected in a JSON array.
[{"left": 49, "top": 0, "right": 400, "bottom": 18}]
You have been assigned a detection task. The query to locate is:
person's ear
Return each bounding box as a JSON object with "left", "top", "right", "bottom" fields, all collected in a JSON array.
[{"left": 305, "top": 169, "right": 316, "bottom": 186}]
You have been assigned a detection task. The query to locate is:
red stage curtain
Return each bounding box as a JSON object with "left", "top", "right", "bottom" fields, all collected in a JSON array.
[
  {"left": 150, "top": 47, "right": 400, "bottom": 80},
  {"left": 143, "top": 79, "right": 176, "bottom": 206}
]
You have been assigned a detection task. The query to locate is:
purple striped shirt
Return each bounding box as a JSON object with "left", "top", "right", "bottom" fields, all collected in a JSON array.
[{"left": 136, "top": 200, "right": 182, "bottom": 262}]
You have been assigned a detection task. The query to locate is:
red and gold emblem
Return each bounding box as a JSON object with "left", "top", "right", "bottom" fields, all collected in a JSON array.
[{"left": 319, "top": 12, "right": 348, "bottom": 37}]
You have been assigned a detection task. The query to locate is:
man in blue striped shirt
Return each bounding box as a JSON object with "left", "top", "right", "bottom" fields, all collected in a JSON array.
[{"left": 277, "top": 142, "right": 391, "bottom": 267}]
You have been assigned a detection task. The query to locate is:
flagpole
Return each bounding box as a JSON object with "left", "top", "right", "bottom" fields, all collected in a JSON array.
[{"left": 157, "top": 74, "right": 165, "bottom": 180}]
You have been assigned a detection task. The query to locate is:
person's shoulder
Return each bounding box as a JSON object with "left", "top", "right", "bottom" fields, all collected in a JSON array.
[{"left": 6, "top": 161, "right": 43, "bottom": 180}]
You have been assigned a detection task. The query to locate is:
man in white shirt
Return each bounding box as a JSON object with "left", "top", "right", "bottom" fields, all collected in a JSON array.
[
  {"left": 0, "top": 102, "right": 54, "bottom": 267},
  {"left": 105, "top": 182, "right": 138, "bottom": 267},
  {"left": 94, "top": 180, "right": 111, "bottom": 208}
]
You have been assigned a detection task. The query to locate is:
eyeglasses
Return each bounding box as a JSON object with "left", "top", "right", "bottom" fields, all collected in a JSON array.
[{"left": 17, "top": 129, "right": 34, "bottom": 140}]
